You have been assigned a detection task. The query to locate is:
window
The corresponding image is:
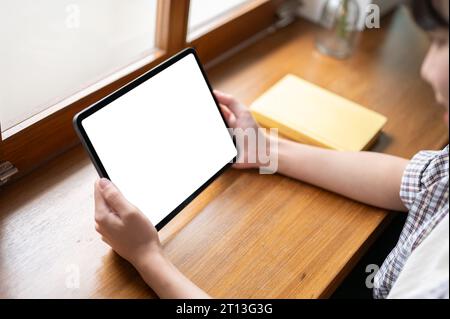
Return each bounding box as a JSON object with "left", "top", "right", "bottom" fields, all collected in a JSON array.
[
  {"left": 0, "top": 0, "right": 283, "bottom": 183},
  {"left": 188, "top": 0, "right": 252, "bottom": 39},
  {"left": 0, "top": 0, "right": 158, "bottom": 134}
]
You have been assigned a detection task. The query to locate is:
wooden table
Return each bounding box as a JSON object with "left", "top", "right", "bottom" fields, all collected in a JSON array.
[{"left": 0, "top": 9, "right": 447, "bottom": 299}]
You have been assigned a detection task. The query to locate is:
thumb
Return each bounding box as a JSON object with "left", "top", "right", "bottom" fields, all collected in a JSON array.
[
  {"left": 98, "top": 179, "right": 136, "bottom": 216},
  {"left": 214, "top": 90, "right": 246, "bottom": 115}
]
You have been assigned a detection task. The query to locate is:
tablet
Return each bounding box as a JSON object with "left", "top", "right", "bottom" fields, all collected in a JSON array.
[{"left": 74, "top": 48, "right": 237, "bottom": 230}]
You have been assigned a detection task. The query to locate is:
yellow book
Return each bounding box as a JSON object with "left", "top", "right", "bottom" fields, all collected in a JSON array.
[{"left": 250, "top": 75, "right": 388, "bottom": 152}]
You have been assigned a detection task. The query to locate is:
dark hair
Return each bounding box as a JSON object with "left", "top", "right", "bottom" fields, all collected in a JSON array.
[{"left": 411, "top": 0, "right": 449, "bottom": 31}]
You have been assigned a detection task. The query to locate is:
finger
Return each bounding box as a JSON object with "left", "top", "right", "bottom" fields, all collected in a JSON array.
[
  {"left": 219, "top": 104, "right": 236, "bottom": 126},
  {"left": 101, "top": 236, "right": 113, "bottom": 247},
  {"left": 214, "top": 90, "right": 234, "bottom": 105},
  {"left": 99, "top": 178, "right": 136, "bottom": 217},
  {"left": 220, "top": 103, "right": 233, "bottom": 118},
  {"left": 214, "top": 90, "right": 246, "bottom": 114},
  {"left": 95, "top": 222, "right": 107, "bottom": 236},
  {"left": 95, "top": 180, "right": 113, "bottom": 223}
]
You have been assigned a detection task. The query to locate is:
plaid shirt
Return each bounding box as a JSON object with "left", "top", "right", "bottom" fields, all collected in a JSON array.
[{"left": 373, "top": 146, "right": 449, "bottom": 299}]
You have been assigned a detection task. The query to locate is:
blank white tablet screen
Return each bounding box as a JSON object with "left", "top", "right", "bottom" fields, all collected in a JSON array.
[{"left": 82, "top": 53, "right": 237, "bottom": 227}]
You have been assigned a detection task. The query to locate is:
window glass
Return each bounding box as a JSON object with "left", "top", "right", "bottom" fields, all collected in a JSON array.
[
  {"left": 0, "top": 0, "right": 158, "bottom": 133},
  {"left": 188, "top": 0, "right": 252, "bottom": 39}
]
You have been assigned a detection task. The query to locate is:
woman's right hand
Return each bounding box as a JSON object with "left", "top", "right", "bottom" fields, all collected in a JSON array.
[
  {"left": 214, "top": 90, "right": 269, "bottom": 170},
  {"left": 94, "top": 178, "right": 163, "bottom": 270}
]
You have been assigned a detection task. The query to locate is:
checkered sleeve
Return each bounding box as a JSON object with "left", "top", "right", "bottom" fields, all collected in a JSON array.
[
  {"left": 374, "top": 146, "right": 449, "bottom": 299},
  {"left": 400, "top": 147, "right": 449, "bottom": 211}
]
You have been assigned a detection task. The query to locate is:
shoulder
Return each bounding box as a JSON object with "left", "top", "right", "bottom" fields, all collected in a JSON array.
[{"left": 400, "top": 146, "right": 449, "bottom": 210}]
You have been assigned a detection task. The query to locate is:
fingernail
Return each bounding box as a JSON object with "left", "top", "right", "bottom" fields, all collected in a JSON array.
[{"left": 99, "top": 178, "right": 111, "bottom": 190}]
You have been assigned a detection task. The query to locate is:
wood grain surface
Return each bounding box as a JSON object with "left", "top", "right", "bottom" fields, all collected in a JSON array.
[{"left": 0, "top": 9, "right": 447, "bottom": 299}]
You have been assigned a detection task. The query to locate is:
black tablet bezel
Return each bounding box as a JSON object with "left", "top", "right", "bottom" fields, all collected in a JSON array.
[{"left": 73, "top": 48, "right": 237, "bottom": 231}]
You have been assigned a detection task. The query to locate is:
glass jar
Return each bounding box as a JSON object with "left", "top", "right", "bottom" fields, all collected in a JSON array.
[{"left": 315, "top": 0, "right": 361, "bottom": 59}]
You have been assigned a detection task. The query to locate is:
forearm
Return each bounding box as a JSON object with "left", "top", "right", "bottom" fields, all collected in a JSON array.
[
  {"left": 135, "top": 253, "right": 211, "bottom": 299},
  {"left": 273, "top": 137, "right": 409, "bottom": 212}
]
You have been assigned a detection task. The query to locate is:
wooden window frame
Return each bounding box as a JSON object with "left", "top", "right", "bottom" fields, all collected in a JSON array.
[
  {"left": 190, "top": 0, "right": 284, "bottom": 63},
  {"left": 0, "top": 0, "right": 284, "bottom": 183}
]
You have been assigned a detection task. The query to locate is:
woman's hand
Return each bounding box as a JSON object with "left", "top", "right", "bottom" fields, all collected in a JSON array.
[
  {"left": 94, "top": 178, "right": 211, "bottom": 299},
  {"left": 94, "top": 178, "right": 162, "bottom": 269},
  {"left": 214, "top": 90, "right": 269, "bottom": 170}
]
